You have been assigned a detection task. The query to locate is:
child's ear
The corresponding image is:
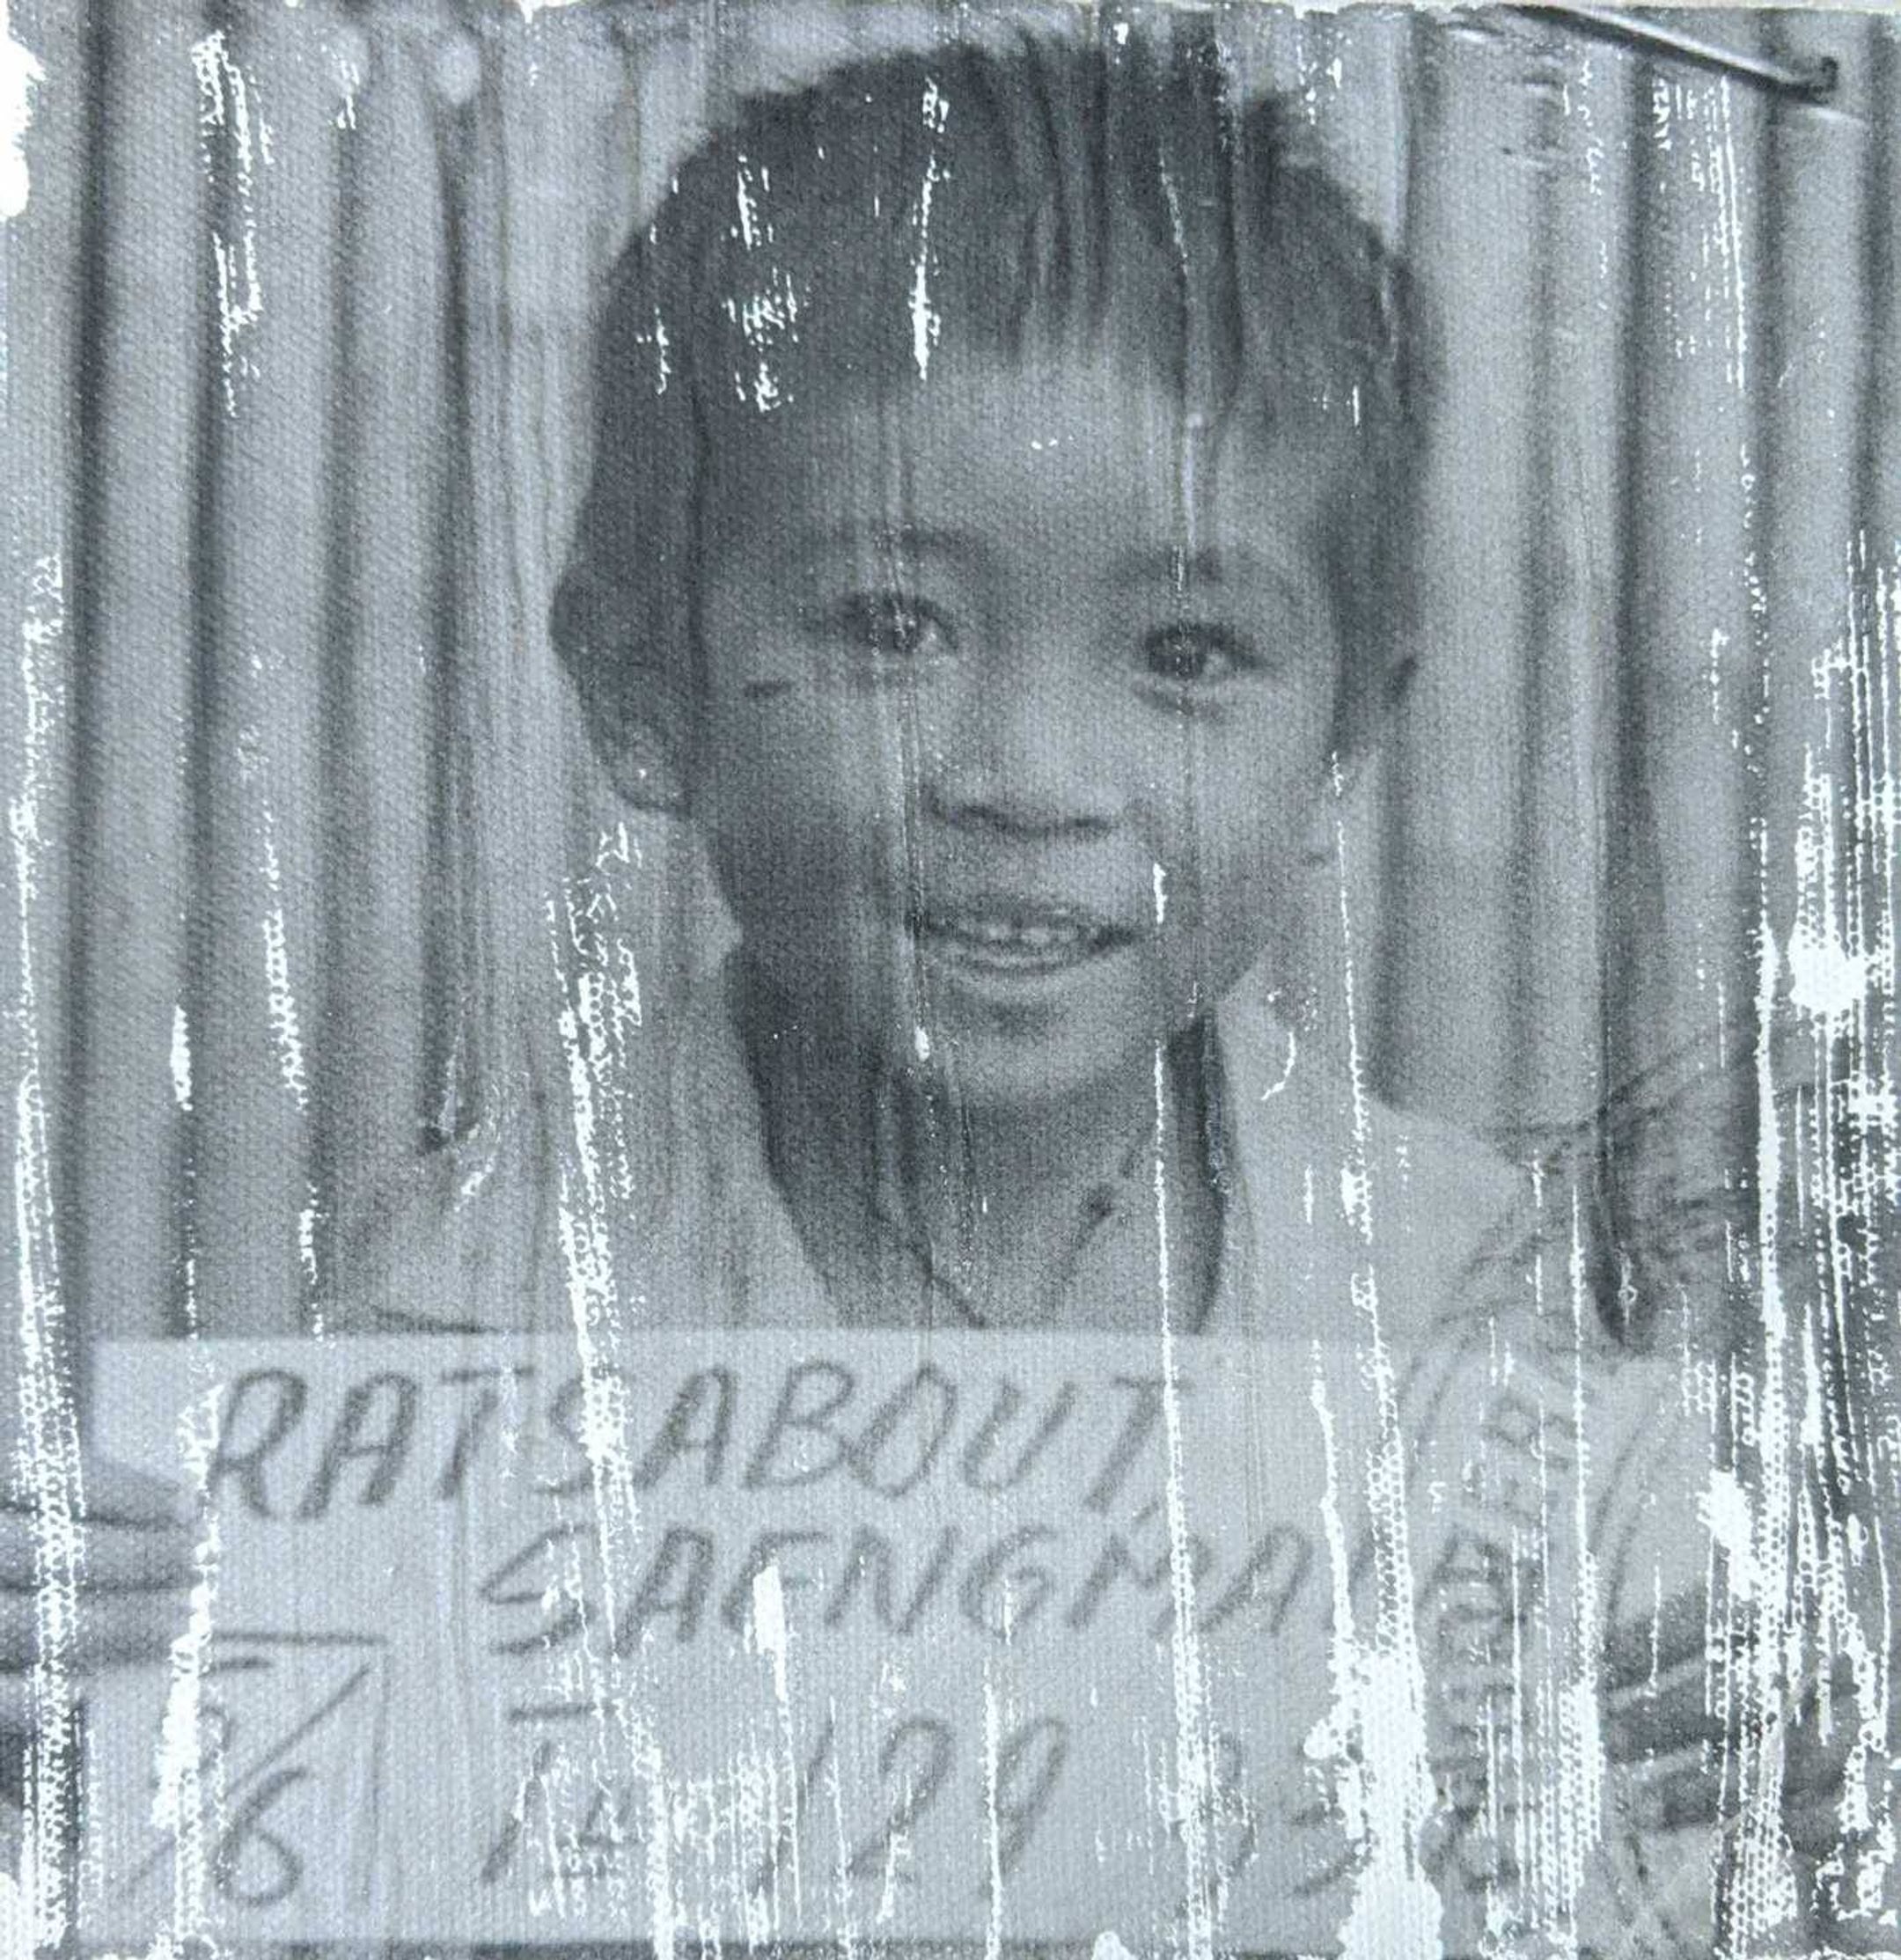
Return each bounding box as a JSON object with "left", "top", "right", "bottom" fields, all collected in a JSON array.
[
  {"left": 550, "top": 562, "right": 692, "bottom": 814},
  {"left": 587, "top": 699, "right": 692, "bottom": 813}
]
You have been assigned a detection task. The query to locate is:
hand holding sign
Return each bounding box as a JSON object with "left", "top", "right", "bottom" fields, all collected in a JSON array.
[
  {"left": 0, "top": 1452, "right": 195, "bottom": 1882},
  {"left": 0, "top": 1455, "right": 195, "bottom": 1722}
]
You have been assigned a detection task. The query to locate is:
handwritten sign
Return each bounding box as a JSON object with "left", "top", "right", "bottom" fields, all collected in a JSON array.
[{"left": 81, "top": 1322, "right": 1714, "bottom": 1952}]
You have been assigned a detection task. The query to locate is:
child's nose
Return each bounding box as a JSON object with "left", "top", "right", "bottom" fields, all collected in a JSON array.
[{"left": 919, "top": 663, "right": 1123, "bottom": 837}]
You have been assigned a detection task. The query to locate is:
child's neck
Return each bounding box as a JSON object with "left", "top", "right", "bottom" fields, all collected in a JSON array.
[{"left": 733, "top": 964, "right": 1221, "bottom": 1330}]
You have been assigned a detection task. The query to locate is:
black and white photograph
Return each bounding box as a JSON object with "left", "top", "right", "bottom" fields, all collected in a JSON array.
[{"left": 0, "top": 3, "right": 1897, "bottom": 1954}]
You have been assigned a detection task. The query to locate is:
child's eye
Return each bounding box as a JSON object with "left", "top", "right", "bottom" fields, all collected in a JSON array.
[
  {"left": 1141, "top": 621, "right": 1257, "bottom": 686},
  {"left": 829, "top": 591, "right": 954, "bottom": 664}
]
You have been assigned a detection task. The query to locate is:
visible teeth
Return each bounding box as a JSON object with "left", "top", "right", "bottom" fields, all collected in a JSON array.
[
  {"left": 963, "top": 920, "right": 1079, "bottom": 948},
  {"left": 921, "top": 910, "right": 1105, "bottom": 955}
]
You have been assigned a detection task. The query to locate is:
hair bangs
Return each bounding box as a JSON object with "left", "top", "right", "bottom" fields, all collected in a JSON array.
[{"left": 557, "top": 33, "right": 1425, "bottom": 803}]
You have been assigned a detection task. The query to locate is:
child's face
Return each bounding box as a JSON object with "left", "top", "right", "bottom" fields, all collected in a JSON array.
[{"left": 689, "top": 346, "right": 1347, "bottom": 1110}]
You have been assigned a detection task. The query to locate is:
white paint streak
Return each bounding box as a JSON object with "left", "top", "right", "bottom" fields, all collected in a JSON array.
[
  {"left": 1151, "top": 1040, "right": 1217, "bottom": 1957},
  {"left": 330, "top": 28, "right": 365, "bottom": 133},
  {"left": 256, "top": 810, "right": 309, "bottom": 1111},
  {"left": 297, "top": 1182, "right": 323, "bottom": 1320},
  {"left": 820, "top": 1693, "right": 863, "bottom": 1956},
  {"left": 749, "top": 1577, "right": 789, "bottom": 1727},
  {"left": 1320, "top": 762, "right": 1440, "bottom": 1959},
  {"left": 169, "top": 1004, "right": 193, "bottom": 1113},
  {"left": 545, "top": 870, "right": 679, "bottom": 1956},
  {"left": 634, "top": 298, "right": 672, "bottom": 397},
  {"left": 728, "top": 156, "right": 801, "bottom": 412},
  {"left": 981, "top": 1668, "right": 1005, "bottom": 1960},
  {"left": 1547, "top": 1188, "right": 1608, "bottom": 1926},
  {"left": 749, "top": 1559, "right": 804, "bottom": 1916},
  {"left": 1773, "top": 545, "right": 1901, "bottom": 1937},
  {"left": 1713, "top": 79, "right": 1747, "bottom": 396},
  {"left": 5, "top": 558, "right": 84, "bottom": 1946},
  {"left": 1258, "top": 1023, "right": 1297, "bottom": 1103},
  {"left": 191, "top": 31, "right": 267, "bottom": 418},
  {"left": 151, "top": 1388, "right": 224, "bottom": 1949},
  {"left": 1726, "top": 857, "right": 1804, "bottom": 1942},
  {"left": 733, "top": 158, "right": 763, "bottom": 253},
  {"left": 0, "top": 0, "right": 43, "bottom": 220},
  {"left": 909, "top": 81, "right": 948, "bottom": 379}
]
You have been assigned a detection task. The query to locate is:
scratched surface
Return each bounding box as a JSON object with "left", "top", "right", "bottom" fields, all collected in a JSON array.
[{"left": 0, "top": 3, "right": 1897, "bottom": 1956}]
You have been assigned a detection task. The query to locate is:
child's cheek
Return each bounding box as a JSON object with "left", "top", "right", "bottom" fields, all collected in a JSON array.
[
  {"left": 696, "top": 694, "right": 913, "bottom": 929},
  {"left": 1152, "top": 778, "right": 1310, "bottom": 1000}
]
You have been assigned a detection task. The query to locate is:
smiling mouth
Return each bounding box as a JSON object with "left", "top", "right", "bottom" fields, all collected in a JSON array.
[{"left": 907, "top": 900, "right": 1134, "bottom": 975}]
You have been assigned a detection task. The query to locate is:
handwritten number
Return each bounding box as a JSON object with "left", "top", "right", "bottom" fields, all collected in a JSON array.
[
  {"left": 481, "top": 1739, "right": 560, "bottom": 1886},
  {"left": 1288, "top": 1795, "right": 1367, "bottom": 1901},
  {"left": 987, "top": 1716, "right": 1069, "bottom": 1888},
  {"left": 211, "top": 1766, "right": 314, "bottom": 1906},
  {"left": 195, "top": 1698, "right": 237, "bottom": 1769},
  {"left": 748, "top": 1712, "right": 838, "bottom": 1898},
  {"left": 846, "top": 1716, "right": 955, "bottom": 1882},
  {"left": 1207, "top": 1729, "right": 1261, "bottom": 1889}
]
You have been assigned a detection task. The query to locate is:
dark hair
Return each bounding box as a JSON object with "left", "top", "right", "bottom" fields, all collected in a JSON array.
[{"left": 554, "top": 30, "right": 1424, "bottom": 804}]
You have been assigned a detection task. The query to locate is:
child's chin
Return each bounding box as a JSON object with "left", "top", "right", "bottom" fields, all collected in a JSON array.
[{"left": 898, "top": 1021, "right": 1151, "bottom": 1114}]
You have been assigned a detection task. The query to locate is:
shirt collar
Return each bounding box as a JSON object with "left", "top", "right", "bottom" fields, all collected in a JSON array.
[{"left": 678, "top": 956, "right": 1323, "bottom": 1332}]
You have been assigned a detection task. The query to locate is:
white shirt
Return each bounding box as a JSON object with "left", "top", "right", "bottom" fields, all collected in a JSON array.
[{"left": 338, "top": 959, "right": 1558, "bottom": 1358}]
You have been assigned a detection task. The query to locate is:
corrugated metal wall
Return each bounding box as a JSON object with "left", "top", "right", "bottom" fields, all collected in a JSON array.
[{"left": 3, "top": 1, "right": 1896, "bottom": 1350}]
